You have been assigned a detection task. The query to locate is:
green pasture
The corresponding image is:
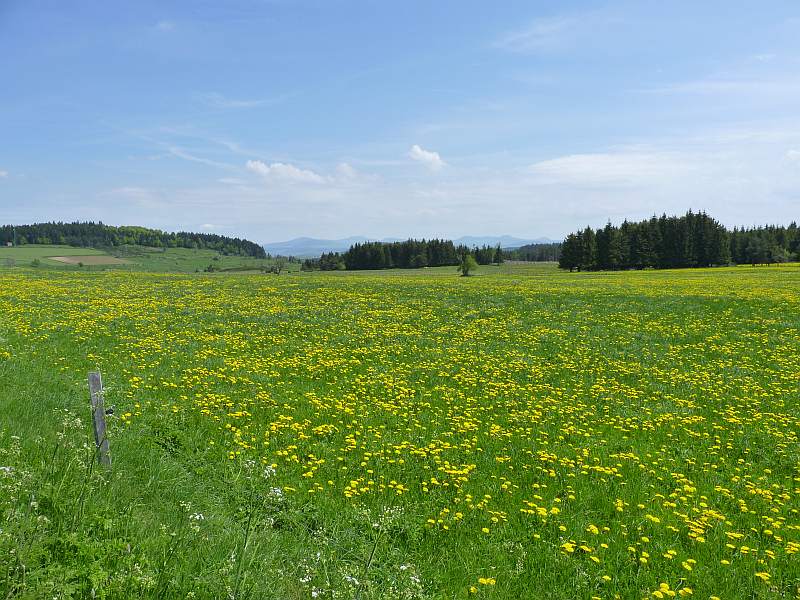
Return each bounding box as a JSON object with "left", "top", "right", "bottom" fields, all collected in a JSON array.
[{"left": 0, "top": 265, "right": 798, "bottom": 599}]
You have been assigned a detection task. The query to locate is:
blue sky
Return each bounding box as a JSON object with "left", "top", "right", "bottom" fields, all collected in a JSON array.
[{"left": 1, "top": 1, "right": 799, "bottom": 242}]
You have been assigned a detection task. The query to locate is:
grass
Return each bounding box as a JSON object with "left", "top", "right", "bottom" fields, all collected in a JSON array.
[
  {"left": 108, "top": 245, "right": 300, "bottom": 273},
  {"left": 0, "top": 245, "right": 109, "bottom": 266},
  {"left": 0, "top": 244, "right": 299, "bottom": 273},
  {"left": 0, "top": 266, "right": 798, "bottom": 599}
]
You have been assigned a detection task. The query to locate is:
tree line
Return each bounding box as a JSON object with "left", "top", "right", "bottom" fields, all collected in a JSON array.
[
  {"left": 302, "top": 239, "right": 503, "bottom": 271},
  {"left": 558, "top": 211, "right": 798, "bottom": 271},
  {"left": 503, "top": 242, "right": 562, "bottom": 262},
  {"left": 730, "top": 225, "right": 799, "bottom": 265},
  {"left": 0, "top": 222, "right": 267, "bottom": 258}
]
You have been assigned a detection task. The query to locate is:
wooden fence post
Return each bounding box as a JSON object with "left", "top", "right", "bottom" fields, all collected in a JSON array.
[{"left": 88, "top": 371, "right": 111, "bottom": 466}]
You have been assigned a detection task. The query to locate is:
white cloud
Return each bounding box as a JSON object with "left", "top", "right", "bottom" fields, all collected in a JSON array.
[
  {"left": 201, "top": 223, "right": 215, "bottom": 229},
  {"left": 0, "top": 170, "right": 7, "bottom": 178},
  {"left": 529, "top": 151, "right": 695, "bottom": 187},
  {"left": 787, "top": 149, "right": 800, "bottom": 162},
  {"left": 246, "top": 160, "right": 328, "bottom": 184},
  {"left": 155, "top": 21, "right": 174, "bottom": 32},
  {"left": 408, "top": 145, "right": 445, "bottom": 171}
]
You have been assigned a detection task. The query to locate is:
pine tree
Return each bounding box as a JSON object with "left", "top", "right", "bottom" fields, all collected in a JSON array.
[
  {"left": 558, "top": 234, "right": 583, "bottom": 271},
  {"left": 580, "top": 227, "right": 597, "bottom": 271}
]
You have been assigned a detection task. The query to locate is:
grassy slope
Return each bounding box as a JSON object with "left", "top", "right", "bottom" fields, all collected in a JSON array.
[
  {"left": 0, "top": 244, "right": 299, "bottom": 273},
  {"left": 109, "top": 245, "right": 300, "bottom": 273},
  {"left": 0, "top": 244, "right": 536, "bottom": 275},
  {"left": 0, "top": 245, "right": 108, "bottom": 265},
  {"left": 1, "top": 265, "right": 798, "bottom": 599}
]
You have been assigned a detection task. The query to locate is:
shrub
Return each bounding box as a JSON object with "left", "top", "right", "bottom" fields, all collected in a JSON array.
[{"left": 457, "top": 254, "right": 478, "bottom": 277}]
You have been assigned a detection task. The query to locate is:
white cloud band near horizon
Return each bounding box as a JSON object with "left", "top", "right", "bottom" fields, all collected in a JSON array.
[
  {"left": 528, "top": 151, "right": 697, "bottom": 187},
  {"left": 65, "top": 121, "right": 800, "bottom": 244}
]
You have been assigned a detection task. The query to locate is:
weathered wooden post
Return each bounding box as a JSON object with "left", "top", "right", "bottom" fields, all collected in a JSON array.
[{"left": 88, "top": 371, "right": 111, "bottom": 466}]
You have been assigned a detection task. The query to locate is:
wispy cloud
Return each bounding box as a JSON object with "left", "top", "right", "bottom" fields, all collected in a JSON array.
[
  {"left": 158, "top": 131, "right": 272, "bottom": 162},
  {"left": 493, "top": 10, "right": 620, "bottom": 53},
  {"left": 644, "top": 78, "right": 800, "bottom": 97},
  {"left": 198, "top": 92, "right": 288, "bottom": 110},
  {"left": 155, "top": 21, "right": 174, "bottom": 32},
  {"left": 217, "top": 177, "right": 247, "bottom": 185},
  {"left": 168, "top": 146, "right": 236, "bottom": 170},
  {"left": 638, "top": 52, "right": 800, "bottom": 102},
  {"left": 116, "top": 127, "right": 243, "bottom": 171},
  {"left": 408, "top": 145, "right": 445, "bottom": 171},
  {"left": 106, "top": 186, "right": 164, "bottom": 209},
  {"left": 0, "top": 170, "right": 7, "bottom": 178}
]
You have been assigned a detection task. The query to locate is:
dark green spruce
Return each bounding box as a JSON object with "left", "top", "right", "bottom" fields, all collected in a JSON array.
[
  {"left": 302, "top": 239, "right": 502, "bottom": 271},
  {"left": 558, "top": 211, "right": 798, "bottom": 271}
]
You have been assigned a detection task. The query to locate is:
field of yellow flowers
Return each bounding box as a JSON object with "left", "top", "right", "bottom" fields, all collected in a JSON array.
[{"left": 0, "top": 266, "right": 798, "bottom": 599}]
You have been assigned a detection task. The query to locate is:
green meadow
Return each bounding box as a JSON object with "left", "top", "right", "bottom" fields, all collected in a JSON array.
[
  {"left": 0, "top": 265, "right": 798, "bottom": 599},
  {"left": 0, "top": 244, "right": 298, "bottom": 273}
]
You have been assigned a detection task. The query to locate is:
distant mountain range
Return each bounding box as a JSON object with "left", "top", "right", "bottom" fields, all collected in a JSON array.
[{"left": 263, "top": 235, "right": 556, "bottom": 257}]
